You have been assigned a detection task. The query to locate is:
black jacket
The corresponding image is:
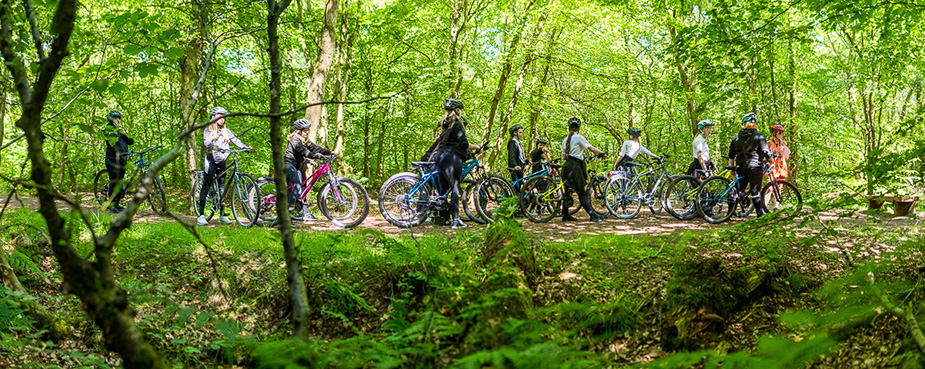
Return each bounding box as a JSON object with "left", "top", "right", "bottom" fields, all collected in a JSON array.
[
  {"left": 104, "top": 123, "right": 134, "bottom": 161},
  {"left": 727, "top": 128, "right": 773, "bottom": 169},
  {"left": 423, "top": 117, "right": 469, "bottom": 161},
  {"left": 507, "top": 138, "right": 526, "bottom": 170},
  {"left": 284, "top": 135, "right": 332, "bottom": 167}
]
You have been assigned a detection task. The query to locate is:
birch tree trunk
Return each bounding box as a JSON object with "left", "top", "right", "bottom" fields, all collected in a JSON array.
[
  {"left": 306, "top": 0, "right": 339, "bottom": 143},
  {"left": 179, "top": 2, "right": 204, "bottom": 209}
]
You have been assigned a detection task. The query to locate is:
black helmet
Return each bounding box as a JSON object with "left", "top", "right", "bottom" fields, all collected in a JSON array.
[
  {"left": 444, "top": 98, "right": 464, "bottom": 111},
  {"left": 536, "top": 138, "right": 548, "bottom": 145},
  {"left": 106, "top": 110, "right": 122, "bottom": 121},
  {"left": 627, "top": 127, "right": 642, "bottom": 137},
  {"left": 292, "top": 118, "right": 311, "bottom": 131},
  {"left": 742, "top": 112, "right": 757, "bottom": 124},
  {"left": 210, "top": 106, "right": 228, "bottom": 118},
  {"left": 697, "top": 119, "right": 714, "bottom": 129},
  {"left": 568, "top": 117, "right": 581, "bottom": 129},
  {"left": 509, "top": 124, "right": 523, "bottom": 135}
]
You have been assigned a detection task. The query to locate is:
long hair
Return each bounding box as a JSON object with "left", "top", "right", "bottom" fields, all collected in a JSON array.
[
  {"left": 208, "top": 122, "right": 231, "bottom": 143},
  {"left": 288, "top": 129, "right": 306, "bottom": 145},
  {"left": 442, "top": 109, "right": 462, "bottom": 130},
  {"left": 564, "top": 126, "right": 579, "bottom": 156},
  {"left": 744, "top": 122, "right": 757, "bottom": 129}
]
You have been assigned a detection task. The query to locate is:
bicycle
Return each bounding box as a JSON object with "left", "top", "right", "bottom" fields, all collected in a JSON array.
[
  {"left": 603, "top": 154, "right": 674, "bottom": 219},
  {"left": 664, "top": 166, "right": 729, "bottom": 221},
  {"left": 379, "top": 160, "right": 461, "bottom": 228},
  {"left": 254, "top": 155, "right": 369, "bottom": 228},
  {"left": 460, "top": 153, "right": 490, "bottom": 224},
  {"left": 695, "top": 160, "right": 802, "bottom": 224},
  {"left": 93, "top": 145, "right": 166, "bottom": 213},
  {"left": 517, "top": 161, "right": 567, "bottom": 223},
  {"left": 190, "top": 149, "right": 260, "bottom": 227}
]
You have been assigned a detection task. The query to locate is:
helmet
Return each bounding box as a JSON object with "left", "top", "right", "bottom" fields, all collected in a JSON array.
[
  {"left": 444, "top": 98, "right": 464, "bottom": 111},
  {"left": 627, "top": 127, "right": 642, "bottom": 137},
  {"left": 509, "top": 124, "right": 523, "bottom": 135},
  {"left": 210, "top": 106, "right": 227, "bottom": 117},
  {"left": 567, "top": 117, "right": 581, "bottom": 128},
  {"left": 771, "top": 125, "right": 784, "bottom": 132},
  {"left": 697, "top": 119, "right": 714, "bottom": 129},
  {"left": 536, "top": 138, "right": 548, "bottom": 145},
  {"left": 292, "top": 118, "right": 311, "bottom": 131},
  {"left": 742, "top": 112, "right": 757, "bottom": 124},
  {"left": 106, "top": 110, "right": 122, "bottom": 121}
]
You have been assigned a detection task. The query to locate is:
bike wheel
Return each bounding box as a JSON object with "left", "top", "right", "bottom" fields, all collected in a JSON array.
[
  {"left": 192, "top": 174, "right": 218, "bottom": 221},
  {"left": 696, "top": 177, "right": 736, "bottom": 224},
  {"left": 378, "top": 173, "right": 430, "bottom": 228},
  {"left": 475, "top": 175, "right": 515, "bottom": 223},
  {"left": 648, "top": 180, "right": 664, "bottom": 215},
  {"left": 252, "top": 178, "right": 278, "bottom": 226},
  {"left": 587, "top": 175, "right": 610, "bottom": 217},
  {"left": 761, "top": 179, "right": 802, "bottom": 214},
  {"left": 230, "top": 174, "right": 259, "bottom": 228},
  {"left": 519, "top": 176, "right": 560, "bottom": 223},
  {"left": 459, "top": 179, "right": 474, "bottom": 222},
  {"left": 463, "top": 180, "right": 487, "bottom": 224},
  {"left": 146, "top": 174, "right": 167, "bottom": 214},
  {"left": 664, "top": 175, "right": 700, "bottom": 220},
  {"left": 605, "top": 178, "right": 642, "bottom": 219},
  {"left": 318, "top": 178, "right": 370, "bottom": 228},
  {"left": 93, "top": 169, "right": 110, "bottom": 206}
]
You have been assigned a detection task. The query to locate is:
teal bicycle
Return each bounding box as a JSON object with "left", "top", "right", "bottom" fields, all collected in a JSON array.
[{"left": 695, "top": 160, "right": 802, "bottom": 224}]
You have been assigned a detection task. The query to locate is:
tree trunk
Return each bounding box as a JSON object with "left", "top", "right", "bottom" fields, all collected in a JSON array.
[
  {"left": 179, "top": 3, "right": 205, "bottom": 210},
  {"left": 375, "top": 101, "right": 389, "bottom": 178},
  {"left": 447, "top": 0, "right": 468, "bottom": 96},
  {"left": 332, "top": 1, "right": 356, "bottom": 175},
  {"left": 268, "top": 0, "right": 310, "bottom": 340},
  {"left": 667, "top": 11, "right": 698, "bottom": 133},
  {"left": 489, "top": 53, "right": 531, "bottom": 169},
  {"left": 0, "top": 86, "right": 6, "bottom": 169},
  {"left": 306, "top": 0, "right": 339, "bottom": 143},
  {"left": 769, "top": 58, "right": 782, "bottom": 125},
  {"left": 526, "top": 27, "right": 559, "bottom": 145}
]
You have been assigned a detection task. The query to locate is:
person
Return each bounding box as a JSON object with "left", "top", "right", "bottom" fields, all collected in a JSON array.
[
  {"left": 285, "top": 118, "right": 334, "bottom": 221},
  {"left": 530, "top": 138, "right": 551, "bottom": 174},
  {"left": 425, "top": 98, "right": 481, "bottom": 229},
  {"left": 688, "top": 119, "right": 716, "bottom": 179},
  {"left": 561, "top": 117, "right": 607, "bottom": 223},
  {"left": 507, "top": 124, "right": 527, "bottom": 191},
  {"left": 197, "top": 106, "right": 252, "bottom": 226},
  {"left": 727, "top": 112, "right": 773, "bottom": 218},
  {"left": 613, "top": 127, "right": 660, "bottom": 171},
  {"left": 767, "top": 125, "right": 789, "bottom": 179},
  {"left": 103, "top": 110, "right": 134, "bottom": 213}
]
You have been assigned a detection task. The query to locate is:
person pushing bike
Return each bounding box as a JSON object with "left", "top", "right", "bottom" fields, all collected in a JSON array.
[
  {"left": 103, "top": 110, "right": 134, "bottom": 213},
  {"left": 285, "top": 118, "right": 335, "bottom": 222},
  {"left": 425, "top": 98, "right": 480, "bottom": 229},
  {"left": 197, "top": 106, "right": 253, "bottom": 226},
  {"left": 727, "top": 112, "right": 773, "bottom": 218},
  {"left": 688, "top": 119, "right": 716, "bottom": 178},
  {"left": 613, "top": 127, "right": 660, "bottom": 172},
  {"left": 561, "top": 117, "right": 607, "bottom": 223}
]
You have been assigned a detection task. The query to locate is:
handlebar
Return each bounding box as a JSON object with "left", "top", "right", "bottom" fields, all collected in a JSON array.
[{"left": 128, "top": 145, "right": 163, "bottom": 157}]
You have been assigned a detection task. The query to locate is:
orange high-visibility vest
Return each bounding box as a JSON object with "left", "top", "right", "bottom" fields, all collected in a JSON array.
[{"left": 767, "top": 139, "right": 789, "bottom": 179}]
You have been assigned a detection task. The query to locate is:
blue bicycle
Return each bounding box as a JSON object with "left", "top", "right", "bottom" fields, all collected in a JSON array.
[
  {"left": 93, "top": 145, "right": 166, "bottom": 213},
  {"left": 378, "top": 152, "right": 485, "bottom": 228},
  {"left": 694, "top": 160, "right": 802, "bottom": 224}
]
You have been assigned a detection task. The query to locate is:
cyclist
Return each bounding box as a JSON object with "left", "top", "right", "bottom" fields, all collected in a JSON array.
[
  {"left": 103, "top": 110, "right": 134, "bottom": 213},
  {"left": 767, "top": 125, "right": 789, "bottom": 179},
  {"left": 727, "top": 112, "right": 773, "bottom": 218},
  {"left": 561, "top": 117, "right": 607, "bottom": 223},
  {"left": 285, "top": 118, "right": 335, "bottom": 221},
  {"left": 688, "top": 119, "right": 716, "bottom": 178},
  {"left": 613, "top": 127, "right": 660, "bottom": 171},
  {"left": 530, "top": 138, "right": 550, "bottom": 174},
  {"left": 197, "top": 106, "right": 253, "bottom": 226},
  {"left": 425, "top": 98, "right": 480, "bottom": 229},
  {"left": 507, "top": 124, "right": 527, "bottom": 191}
]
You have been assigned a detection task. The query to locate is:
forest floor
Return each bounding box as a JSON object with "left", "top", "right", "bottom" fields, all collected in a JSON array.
[{"left": 2, "top": 192, "right": 923, "bottom": 368}]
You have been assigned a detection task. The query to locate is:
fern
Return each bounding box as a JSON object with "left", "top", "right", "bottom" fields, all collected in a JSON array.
[{"left": 7, "top": 251, "right": 43, "bottom": 278}]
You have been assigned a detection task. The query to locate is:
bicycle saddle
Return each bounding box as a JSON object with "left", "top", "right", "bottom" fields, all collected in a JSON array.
[
  {"left": 725, "top": 165, "right": 738, "bottom": 171},
  {"left": 411, "top": 161, "right": 435, "bottom": 167}
]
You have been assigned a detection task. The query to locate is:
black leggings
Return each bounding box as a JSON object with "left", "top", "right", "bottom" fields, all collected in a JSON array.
[
  {"left": 434, "top": 150, "right": 463, "bottom": 221},
  {"left": 105, "top": 157, "right": 127, "bottom": 204},
  {"left": 286, "top": 163, "right": 308, "bottom": 212},
  {"left": 198, "top": 155, "right": 227, "bottom": 215},
  {"left": 737, "top": 166, "right": 766, "bottom": 217},
  {"left": 562, "top": 186, "right": 594, "bottom": 218}
]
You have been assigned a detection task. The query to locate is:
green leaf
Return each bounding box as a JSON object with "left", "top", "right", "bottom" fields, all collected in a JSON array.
[
  {"left": 76, "top": 123, "right": 94, "bottom": 135},
  {"left": 123, "top": 44, "right": 142, "bottom": 55},
  {"left": 165, "top": 47, "right": 185, "bottom": 59},
  {"left": 108, "top": 82, "right": 128, "bottom": 95},
  {"left": 90, "top": 80, "right": 109, "bottom": 93}
]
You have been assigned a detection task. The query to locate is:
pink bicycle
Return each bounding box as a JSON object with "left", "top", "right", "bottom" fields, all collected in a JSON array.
[{"left": 253, "top": 155, "right": 369, "bottom": 228}]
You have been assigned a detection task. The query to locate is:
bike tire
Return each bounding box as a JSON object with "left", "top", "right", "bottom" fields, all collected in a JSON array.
[
  {"left": 463, "top": 180, "right": 487, "bottom": 224},
  {"left": 519, "top": 176, "right": 560, "bottom": 223},
  {"left": 193, "top": 175, "right": 218, "bottom": 221},
  {"left": 697, "top": 176, "right": 736, "bottom": 224},
  {"left": 761, "top": 179, "right": 802, "bottom": 214},
  {"left": 252, "top": 177, "right": 278, "bottom": 226},
  {"left": 93, "top": 169, "right": 110, "bottom": 206},
  {"left": 649, "top": 179, "right": 665, "bottom": 215},
  {"left": 664, "top": 175, "right": 700, "bottom": 220},
  {"left": 475, "top": 175, "right": 515, "bottom": 223},
  {"left": 605, "top": 177, "right": 642, "bottom": 219},
  {"left": 587, "top": 175, "right": 611, "bottom": 217},
  {"left": 378, "top": 172, "right": 430, "bottom": 228},
  {"left": 318, "top": 177, "right": 370, "bottom": 228},
  {"left": 147, "top": 174, "right": 168, "bottom": 214},
  {"left": 231, "top": 173, "right": 260, "bottom": 228}
]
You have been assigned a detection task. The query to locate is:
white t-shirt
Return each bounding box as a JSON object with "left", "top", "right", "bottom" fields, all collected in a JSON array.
[
  {"left": 692, "top": 134, "right": 710, "bottom": 161},
  {"left": 561, "top": 133, "right": 591, "bottom": 160},
  {"left": 618, "top": 140, "right": 653, "bottom": 160}
]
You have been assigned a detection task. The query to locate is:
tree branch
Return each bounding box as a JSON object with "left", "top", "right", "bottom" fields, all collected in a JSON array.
[{"left": 21, "top": 0, "right": 46, "bottom": 61}]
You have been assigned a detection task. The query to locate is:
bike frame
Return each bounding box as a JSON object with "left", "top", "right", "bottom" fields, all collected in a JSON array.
[
  {"left": 109, "top": 146, "right": 160, "bottom": 192},
  {"left": 405, "top": 155, "right": 481, "bottom": 206},
  {"left": 617, "top": 162, "right": 671, "bottom": 201}
]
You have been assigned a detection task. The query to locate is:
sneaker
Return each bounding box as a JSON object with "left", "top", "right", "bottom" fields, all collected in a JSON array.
[
  {"left": 451, "top": 219, "right": 467, "bottom": 229},
  {"left": 562, "top": 215, "right": 579, "bottom": 222},
  {"left": 303, "top": 212, "right": 318, "bottom": 221},
  {"left": 590, "top": 215, "right": 604, "bottom": 223},
  {"left": 218, "top": 215, "right": 232, "bottom": 224},
  {"left": 197, "top": 215, "right": 208, "bottom": 226},
  {"left": 528, "top": 209, "right": 538, "bottom": 216}
]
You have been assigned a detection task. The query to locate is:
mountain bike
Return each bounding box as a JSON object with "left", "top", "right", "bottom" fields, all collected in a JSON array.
[
  {"left": 602, "top": 154, "right": 673, "bottom": 219},
  {"left": 190, "top": 149, "right": 260, "bottom": 227},
  {"left": 378, "top": 161, "right": 459, "bottom": 228},
  {"left": 254, "top": 155, "right": 369, "bottom": 228},
  {"left": 761, "top": 163, "right": 802, "bottom": 214},
  {"left": 93, "top": 145, "right": 166, "bottom": 213},
  {"left": 695, "top": 161, "right": 801, "bottom": 224},
  {"left": 664, "top": 167, "right": 728, "bottom": 220},
  {"left": 518, "top": 161, "right": 567, "bottom": 223},
  {"left": 460, "top": 153, "right": 489, "bottom": 224}
]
